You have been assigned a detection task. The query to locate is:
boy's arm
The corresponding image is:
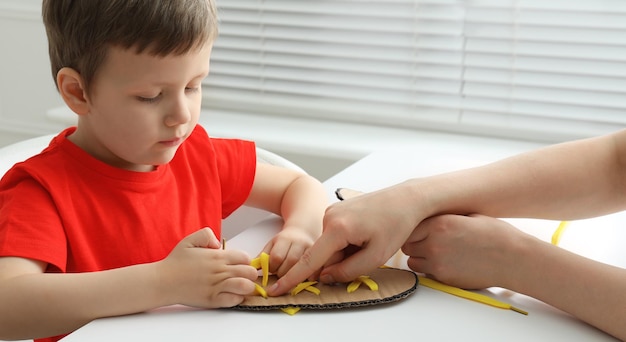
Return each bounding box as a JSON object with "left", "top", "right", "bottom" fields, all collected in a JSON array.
[
  {"left": 245, "top": 163, "right": 328, "bottom": 219},
  {"left": 245, "top": 163, "right": 329, "bottom": 276},
  {"left": 0, "top": 256, "right": 166, "bottom": 340},
  {"left": 0, "top": 228, "right": 257, "bottom": 341}
]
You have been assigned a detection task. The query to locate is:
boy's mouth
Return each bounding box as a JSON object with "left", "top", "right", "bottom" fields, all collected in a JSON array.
[{"left": 158, "top": 137, "right": 183, "bottom": 147}]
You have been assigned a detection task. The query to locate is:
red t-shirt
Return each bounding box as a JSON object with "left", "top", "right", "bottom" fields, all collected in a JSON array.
[{"left": 0, "top": 125, "right": 256, "bottom": 342}]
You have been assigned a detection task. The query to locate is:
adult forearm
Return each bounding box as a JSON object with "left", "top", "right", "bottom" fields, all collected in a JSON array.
[
  {"left": 505, "top": 236, "right": 626, "bottom": 341},
  {"left": 0, "top": 263, "right": 165, "bottom": 340},
  {"left": 413, "top": 132, "right": 626, "bottom": 220}
]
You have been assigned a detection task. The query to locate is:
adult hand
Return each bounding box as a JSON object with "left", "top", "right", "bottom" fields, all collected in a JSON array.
[
  {"left": 402, "top": 214, "right": 526, "bottom": 290},
  {"left": 268, "top": 185, "right": 420, "bottom": 296}
]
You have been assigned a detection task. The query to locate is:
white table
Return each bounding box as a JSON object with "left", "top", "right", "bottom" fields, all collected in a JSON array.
[{"left": 62, "top": 142, "right": 623, "bottom": 341}]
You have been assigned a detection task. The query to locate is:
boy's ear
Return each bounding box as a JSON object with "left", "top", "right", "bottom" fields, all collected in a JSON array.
[{"left": 57, "top": 67, "right": 90, "bottom": 115}]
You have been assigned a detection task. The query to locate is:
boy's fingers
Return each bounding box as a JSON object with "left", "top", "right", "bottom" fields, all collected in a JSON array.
[
  {"left": 267, "top": 234, "right": 345, "bottom": 296},
  {"left": 225, "top": 250, "right": 253, "bottom": 266},
  {"left": 230, "top": 264, "right": 259, "bottom": 281},
  {"left": 184, "top": 227, "right": 220, "bottom": 249}
]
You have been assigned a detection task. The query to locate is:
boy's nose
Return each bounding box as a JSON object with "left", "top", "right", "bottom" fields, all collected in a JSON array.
[{"left": 165, "top": 96, "right": 192, "bottom": 126}]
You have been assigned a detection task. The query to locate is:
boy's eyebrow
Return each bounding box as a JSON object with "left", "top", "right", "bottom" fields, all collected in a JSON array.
[
  {"left": 194, "top": 70, "right": 210, "bottom": 81},
  {"left": 178, "top": 69, "right": 211, "bottom": 84},
  {"left": 132, "top": 71, "right": 209, "bottom": 89}
]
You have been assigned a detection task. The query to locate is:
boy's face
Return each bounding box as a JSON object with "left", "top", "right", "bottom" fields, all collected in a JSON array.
[{"left": 72, "top": 43, "right": 212, "bottom": 172}]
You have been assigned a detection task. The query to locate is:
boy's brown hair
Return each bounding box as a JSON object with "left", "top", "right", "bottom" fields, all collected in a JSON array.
[{"left": 42, "top": 0, "right": 218, "bottom": 95}]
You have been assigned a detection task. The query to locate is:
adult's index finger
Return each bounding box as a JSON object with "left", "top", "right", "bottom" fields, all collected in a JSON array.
[{"left": 266, "top": 233, "right": 343, "bottom": 296}]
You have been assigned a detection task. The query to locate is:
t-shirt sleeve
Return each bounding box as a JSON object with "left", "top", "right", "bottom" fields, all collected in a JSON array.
[
  {"left": 210, "top": 138, "right": 257, "bottom": 218},
  {"left": 0, "top": 173, "right": 67, "bottom": 272}
]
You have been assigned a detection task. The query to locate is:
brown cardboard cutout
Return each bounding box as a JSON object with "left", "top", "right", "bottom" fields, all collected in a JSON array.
[{"left": 233, "top": 267, "right": 418, "bottom": 311}]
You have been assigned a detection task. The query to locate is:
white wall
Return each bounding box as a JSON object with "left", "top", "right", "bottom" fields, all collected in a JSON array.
[{"left": 0, "top": 1, "right": 66, "bottom": 143}]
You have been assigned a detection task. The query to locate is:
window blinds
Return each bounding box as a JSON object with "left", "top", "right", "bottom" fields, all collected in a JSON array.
[{"left": 203, "top": 0, "right": 626, "bottom": 142}]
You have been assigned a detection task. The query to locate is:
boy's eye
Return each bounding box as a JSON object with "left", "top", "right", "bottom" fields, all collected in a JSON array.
[
  {"left": 137, "top": 94, "right": 161, "bottom": 103},
  {"left": 185, "top": 86, "right": 200, "bottom": 93}
]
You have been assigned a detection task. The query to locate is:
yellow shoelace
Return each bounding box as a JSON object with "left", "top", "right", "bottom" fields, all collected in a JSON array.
[
  {"left": 249, "top": 252, "right": 379, "bottom": 315},
  {"left": 551, "top": 221, "right": 569, "bottom": 246}
]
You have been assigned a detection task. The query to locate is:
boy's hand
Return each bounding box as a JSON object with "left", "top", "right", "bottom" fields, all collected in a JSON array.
[
  {"left": 156, "top": 228, "right": 258, "bottom": 308},
  {"left": 260, "top": 226, "right": 318, "bottom": 278}
]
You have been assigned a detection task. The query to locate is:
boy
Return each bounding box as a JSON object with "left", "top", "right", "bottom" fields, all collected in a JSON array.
[{"left": 0, "top": 1, "right": 328, "bottom": 341}]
